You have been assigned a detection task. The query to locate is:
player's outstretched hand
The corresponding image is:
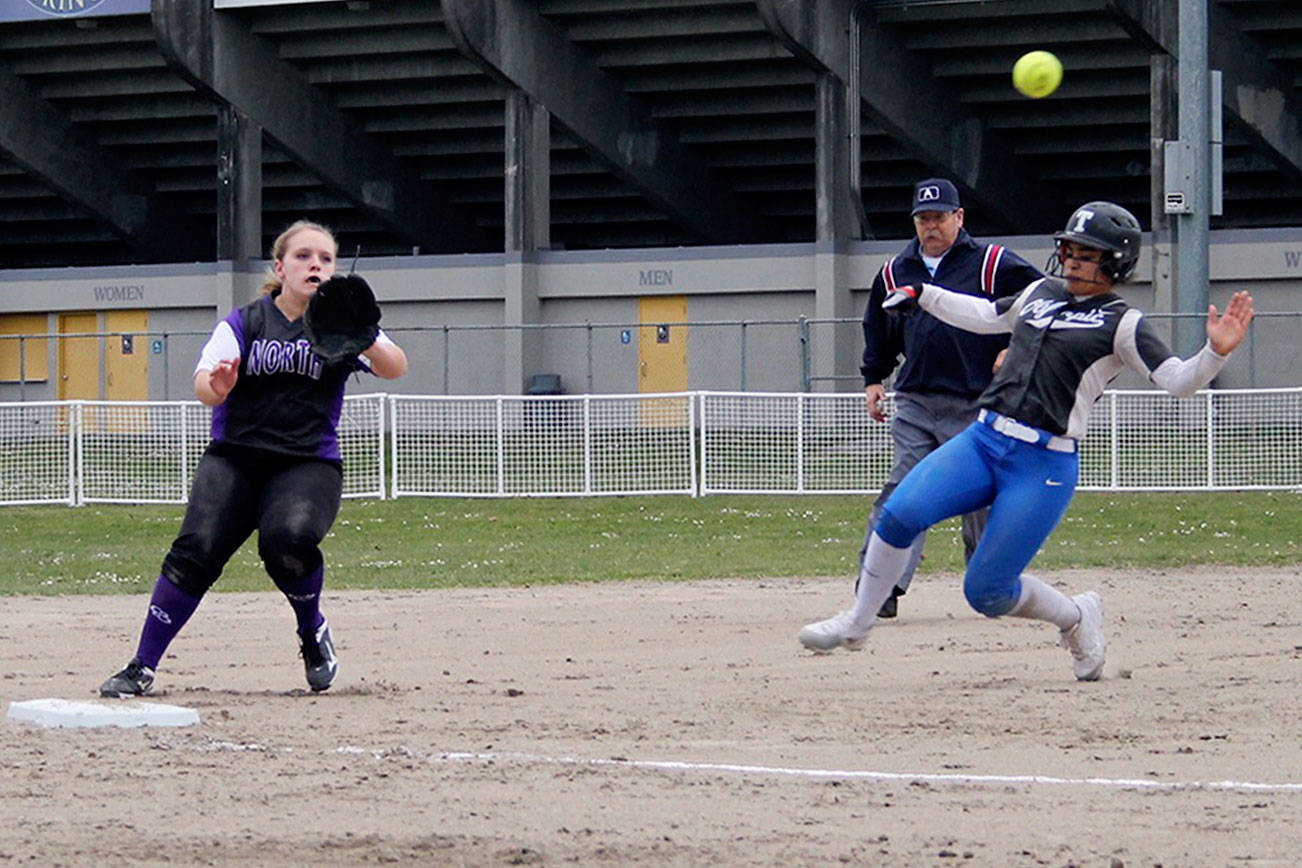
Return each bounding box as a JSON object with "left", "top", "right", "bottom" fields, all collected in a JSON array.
[
  {"left": 882, "top": 283, "right": 923, "bottom": 315},
  {"left": 209, "top": 357, "right": 239, "bottom": 401},
  {"left": 1206, "top": 290, "right": 1254, "bottom": 356}
]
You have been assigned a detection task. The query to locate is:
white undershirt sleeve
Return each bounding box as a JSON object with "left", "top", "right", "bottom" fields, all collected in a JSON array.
[
  {"left": 1113, "top": 311, "right": 1228, "bottom": 397},
  {"left": 915, "top": 282, "right": 1019, "bottom": 334},
  {"left": 1146, "top": 344, "right": 1228, "bottom": 397},
  {"left": 356, "top": 328, "right": 396, "bottom": 372},
  {"left": 195, "top": 321, "right": 240, "bottom": 374}
]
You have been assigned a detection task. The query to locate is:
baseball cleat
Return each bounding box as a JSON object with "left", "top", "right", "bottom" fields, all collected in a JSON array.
[
  {"left": 99, "top": 657, "right": 155, "bottom": 698},
  {"left": 1060, "top": 591, "right": 1105, "bottom": 681},
  {"left": 877, "top": 587, "right": 903, "bottom": 619},
  {"left": 299, "top": 619, "right": 338, "bottom": 692},
  {"left": 798, "top": 610, "right": 872, "bottom": 653}
]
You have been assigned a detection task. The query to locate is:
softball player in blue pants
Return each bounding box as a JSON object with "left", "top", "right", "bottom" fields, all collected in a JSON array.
[
  {"left": 875, "top": 417, "right": 1077, "bottom": 618},
  {"left": 799, "top": 201, "right": 1256, "bottom": 680}
]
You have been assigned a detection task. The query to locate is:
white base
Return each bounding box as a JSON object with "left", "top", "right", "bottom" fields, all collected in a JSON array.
[{"left": 7, "top": 698, "right": 200, "bottom": 729}]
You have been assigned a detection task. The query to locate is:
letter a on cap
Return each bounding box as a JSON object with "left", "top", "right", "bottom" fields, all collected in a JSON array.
[{"left": 911, "top": 178, "right": 960, "bottom": 215}]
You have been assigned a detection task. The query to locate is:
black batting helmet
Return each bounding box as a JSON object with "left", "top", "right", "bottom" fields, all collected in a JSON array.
[{"left": 1052, "top": 201, "right": 1142, "bottom": 283}]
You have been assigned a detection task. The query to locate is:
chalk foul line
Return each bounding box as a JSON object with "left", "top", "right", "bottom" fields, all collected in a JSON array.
[{"left": 429, "top": 749, "right": 1302, "bottom": 795}]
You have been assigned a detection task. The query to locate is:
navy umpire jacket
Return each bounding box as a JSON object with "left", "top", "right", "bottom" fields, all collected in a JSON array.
[{"left": 861, "top": 229, "right": 1042, "bottom": 399}]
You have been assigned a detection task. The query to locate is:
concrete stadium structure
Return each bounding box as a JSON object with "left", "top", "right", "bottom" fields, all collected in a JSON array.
[{"left": 1, "top": 0, "right": 1299, "bottom": 398}]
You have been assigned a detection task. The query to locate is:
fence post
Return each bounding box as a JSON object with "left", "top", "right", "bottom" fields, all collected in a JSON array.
[
  {"left": 162, "top": 332, "right": 171, "bottom": 401},
  {"left": 1109, "top": 392, "right": 1119, "bottom": 490},
  {"left": 739, "top": 321, "right": 748, "bottom": 391},
  {"left": 586, "top": 322, "right": 594, "bottom": 394},
  {"left": 18, "top": 336, "right": 26, "bottom": 402},
  {"left": 72, "top": 401, "right": 83, "bottom": 506},
  {"left": 798, "top": 316, "right": 810, "bottom": 392},
  {"left": 696, "top": 392, "right": 707, "bottom": 495},
  {"left": 376, "top": 393, "right": 387, "bottom": 500},
  {"left": 796, "top": 393, "right": 805, "bottom": 493},
  {"left": 1248, "top": 318, "right": 1256, "bottom": 388},
  {"left": 689, "top": 392, "right": 699, "bottom": 497},
  {"left": 178, "top": 403, "right": 188, "bottom": 502},
  {"left": 1205, "top": 390, "right": 1215, "bottom": 488},
  {"left": 582, "top": 395, "right": 592, "bottom": 494},
  {"left": 442, "top": 325, "right": 450, "bottom": 395},
  {"left": 388, "top": 395, "right": 399, "bottom": 499},
  {"left": 495, "top": 396, "right": 505, "bottom": 495}
]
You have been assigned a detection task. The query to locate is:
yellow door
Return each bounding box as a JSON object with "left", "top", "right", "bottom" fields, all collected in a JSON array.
[
  {"left": 638, "top": 296, "right": 688, "bottom": 427},
  {"left": 638, "top": 295, "right": 688, "bottom": 393},
  {"left": 105, "top": 310, "right": 148, "bottom": 401},
  {"left": 0, "top": 313, "right": 49, "bottom": 384},
  {"left": 58, "top": 312, "right": 99, "bottom": 400}
]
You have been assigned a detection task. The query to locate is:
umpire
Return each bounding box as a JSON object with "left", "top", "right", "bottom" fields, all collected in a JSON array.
[{"left": 859, "top": 178, "right": 1042, "bottom": 617}]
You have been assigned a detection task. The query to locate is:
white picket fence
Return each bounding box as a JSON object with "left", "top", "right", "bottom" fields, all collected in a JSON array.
[{"left": 3, "top": 389, "right": 1301, "bottom": 506}]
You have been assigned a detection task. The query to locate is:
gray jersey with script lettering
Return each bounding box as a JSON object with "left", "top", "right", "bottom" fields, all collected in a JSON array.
[{"left": 979, "top": 277, "right": 1182, "bottom": 438}]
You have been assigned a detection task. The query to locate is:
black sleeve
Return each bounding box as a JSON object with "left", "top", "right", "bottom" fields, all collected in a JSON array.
[
  {"left": 994, "top": 250, "right": 1045, "bottom": 298},
  {"left": 860, "top": 267, "right": 904, "bottom": 385}
]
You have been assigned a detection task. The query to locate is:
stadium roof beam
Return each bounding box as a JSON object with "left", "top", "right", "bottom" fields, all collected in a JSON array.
[
  {"left": 757, "top": 0, "right": 1057, "bottom": 233},
  {"left": 442, "top": 0, "right": 764, "bottom": 244},
  {"left": 150, "top": 0, "right": 483, "bottom": 253},
  {"left": 0, "top": 63, "right": 205, "bottom": 262},
  {"left": 1106, "top": 0, "right": 1302, "bottom": 182}
]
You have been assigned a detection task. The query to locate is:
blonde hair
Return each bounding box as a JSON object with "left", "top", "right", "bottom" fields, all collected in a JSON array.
[{"left": 260, "top": 219, "right": 338, "bottom": 295}]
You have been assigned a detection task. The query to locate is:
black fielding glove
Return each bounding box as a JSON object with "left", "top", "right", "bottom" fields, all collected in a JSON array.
[
  {"left": 303, "top": 273, "right": 381, "bottom": 364},
  {"left": 882, "top": 283, "right": 923, "bottom": 316}
]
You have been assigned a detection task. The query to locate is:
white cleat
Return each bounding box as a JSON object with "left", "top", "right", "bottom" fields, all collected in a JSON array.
[
  {"left": 798, "top": 610, "right": 872, "bottom": 653},
  {"left": 1060, "top": 591, "right": 1105, "bottom": 681}
]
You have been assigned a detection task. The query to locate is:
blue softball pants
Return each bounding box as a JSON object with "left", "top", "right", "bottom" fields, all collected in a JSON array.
[{"left": 874, "top": 418, "right": 1079, "bottom": 617}]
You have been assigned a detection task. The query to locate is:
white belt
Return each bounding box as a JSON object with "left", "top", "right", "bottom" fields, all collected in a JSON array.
[{"left": 977, "top": 409, "right": 1076, "bottom": 453}]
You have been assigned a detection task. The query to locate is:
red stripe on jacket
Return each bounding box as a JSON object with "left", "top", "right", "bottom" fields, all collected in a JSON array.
[
  {"left": 981, "top": 244, "right": 1003, "bottom": 295},
  {"left": 882, "top": 256, "right": 898, "bottom": 292}
]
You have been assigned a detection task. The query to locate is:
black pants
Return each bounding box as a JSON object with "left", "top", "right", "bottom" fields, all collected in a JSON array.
[{"left": 162, "top": 446, "right": 343, "bottom": 596}]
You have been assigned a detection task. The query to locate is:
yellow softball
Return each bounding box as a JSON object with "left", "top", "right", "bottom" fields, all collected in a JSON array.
[{"left": 1012, "top": 50, "right": 1063, "bottom": 99}]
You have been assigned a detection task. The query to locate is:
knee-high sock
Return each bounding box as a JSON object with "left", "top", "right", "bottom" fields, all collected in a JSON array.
[
  {"left": 849, "top": 533, "right": 915, "bottom": 626},
  {"left": 274, "top": 564, "right": 325, "bottom": 638},
  {"left": 135, "top": 575, "right": 202, "bottom": 670},
  {"left": 1006, "top": 573, "right": 1080, "bottom": 630}
]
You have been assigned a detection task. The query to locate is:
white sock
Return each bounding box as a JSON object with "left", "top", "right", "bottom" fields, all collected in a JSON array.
[
  {"left": 1007, "top": 574, "right": 1080, "bottom": 630},
  {"left": 849, "top": 533, "right": 914, "bottom": 626}
]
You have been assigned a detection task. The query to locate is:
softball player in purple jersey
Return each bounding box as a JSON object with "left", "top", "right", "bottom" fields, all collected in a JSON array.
[
  {"left": 99, "top": 221, "right": 407, "bottom": 697},
  {"left": 799, "top": 202, "right": 1255, "bottom": 680}
]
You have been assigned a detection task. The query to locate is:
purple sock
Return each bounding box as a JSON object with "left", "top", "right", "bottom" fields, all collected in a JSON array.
[
  {"left": 275, "top": 564, "right": 325, "bottom": 638},
  {"left": 135, "top": 576, "right": 202, "bottom": 670}
]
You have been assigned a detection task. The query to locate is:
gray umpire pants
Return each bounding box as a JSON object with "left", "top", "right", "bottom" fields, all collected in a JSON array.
[{"left": 859, "top": 390, "right": 989, "bottom": 593}]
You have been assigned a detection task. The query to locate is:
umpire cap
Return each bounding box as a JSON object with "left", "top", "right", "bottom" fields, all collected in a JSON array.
[{"left": 911, "top": 178, "right": 961, "bottom": 216}]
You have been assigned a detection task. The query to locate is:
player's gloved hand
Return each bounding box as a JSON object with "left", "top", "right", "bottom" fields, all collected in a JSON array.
[
  {"left": 304, "top": 273, "right": 382, "bottom": 364},
  {"left": 882, "top": 283, "right": 923, "bottom": 315}
]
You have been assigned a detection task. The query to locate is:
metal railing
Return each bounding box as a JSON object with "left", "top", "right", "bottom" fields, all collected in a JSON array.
[
  {"left": 4, "top": 311, "right": 1293, "bottom": 401},
  {"left": 4, "top": 388, "right": 1301, "bottom": 506}
]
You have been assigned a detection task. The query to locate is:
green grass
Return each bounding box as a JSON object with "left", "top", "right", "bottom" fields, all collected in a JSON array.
[{"left": 4, "top": 491, "right": 1300, "bottom": 596}]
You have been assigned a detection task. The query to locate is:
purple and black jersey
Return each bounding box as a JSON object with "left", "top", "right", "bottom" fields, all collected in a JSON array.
[{"left": 198, "top": 292, "right": 375, "bottom": 462}]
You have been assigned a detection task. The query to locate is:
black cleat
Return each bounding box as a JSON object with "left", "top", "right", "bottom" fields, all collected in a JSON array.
[
  {"left": 877, "top": 587, "right": 904, "bottom": 619},
  {"left": 298, "top": 620, "right": 338, "bottom": 692},
  {"left": 99, "top": 658, "right": 155, "bottom": 698}
]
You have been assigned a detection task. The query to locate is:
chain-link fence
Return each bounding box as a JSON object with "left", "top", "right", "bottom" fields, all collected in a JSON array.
[{"left": 3, "top": 311, "right": 1296, "bottom": 402}]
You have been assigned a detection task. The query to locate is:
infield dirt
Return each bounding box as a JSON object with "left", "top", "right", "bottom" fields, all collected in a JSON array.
[{"left": 2, "top": 567, "right": 1299, "bottom": 866}]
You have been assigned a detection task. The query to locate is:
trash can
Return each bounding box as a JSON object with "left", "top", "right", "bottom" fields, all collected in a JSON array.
[
  {"left": 525, "top": 373, "right": 564, "bottom": 429},
  {"left": 526, "top": 373, "right": 563, "bottom": 396}
]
